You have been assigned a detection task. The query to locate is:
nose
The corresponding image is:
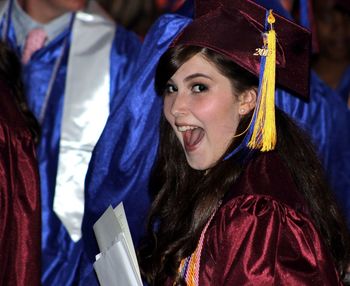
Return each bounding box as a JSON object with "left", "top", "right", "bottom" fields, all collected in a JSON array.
[{"left": 167, "top": 92, "right": 189, "bottom": 118}]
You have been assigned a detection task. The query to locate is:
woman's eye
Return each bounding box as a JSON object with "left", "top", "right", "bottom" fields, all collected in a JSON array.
[
  {"left": 164, "top": 84, "right": 177, "bottom": 94},
  {"left": 192, "top": 84, "right": 207, "bottom": 93}
]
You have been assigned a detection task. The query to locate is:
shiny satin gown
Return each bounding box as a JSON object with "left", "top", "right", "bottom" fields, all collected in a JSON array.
[
  {"left": 166, "top": 152, "right": 342, "bottom": 285},
  {"left": 0, "top": 80, "right": 41, "bottom": 286}
]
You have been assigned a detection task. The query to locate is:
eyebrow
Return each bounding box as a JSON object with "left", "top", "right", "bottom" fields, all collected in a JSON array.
[{"left": 184, "top": 73, "right": 213, "bottom": 82}]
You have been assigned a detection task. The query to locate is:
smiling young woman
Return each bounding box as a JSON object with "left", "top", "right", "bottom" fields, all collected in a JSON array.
[
  {"left": 162, "top": 52, "right": 249, "bottom": 170},
  {"left": 138, "top": 0, "right": 350, "bottom": 285}
]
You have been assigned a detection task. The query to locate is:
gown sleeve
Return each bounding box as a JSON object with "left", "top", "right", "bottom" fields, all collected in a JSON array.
[
  {"left": 0, "top": 81, "right": 41, "bottom": 286},
  {"left": 199, "top": 194, "right": 342, "bottom": 286},
  {"left": 82, "top": 13, "right": 192, "bottom": 263}
]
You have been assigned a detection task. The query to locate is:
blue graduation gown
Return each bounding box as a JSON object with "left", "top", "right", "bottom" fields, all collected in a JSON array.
[
  {"left": 81, "top": 13, "right": 192, "bottom": 284},
  {"left": 276, "top": 71, "right": 350, "bottom": 224},
  {"left": 337, "top": 67, "right": 350, "bottom": 105},
  {"left": 0, "top": 4, "right": 141, "bottom": 286}
]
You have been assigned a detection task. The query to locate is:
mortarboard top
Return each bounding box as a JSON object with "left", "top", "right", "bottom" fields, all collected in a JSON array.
[{"left": 173, "top": 0, "right": 311, "bottom": 99}]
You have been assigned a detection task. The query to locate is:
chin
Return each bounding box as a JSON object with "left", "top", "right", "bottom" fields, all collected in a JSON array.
[
  {"left": 189, "top": 164, "right": 207, "bottom": 171},
  {"left": 186, "top": 157, "right": 216, "bottom": 171},
  {"left": 68, "top": 0, "right": 86, "bottom": 11}
]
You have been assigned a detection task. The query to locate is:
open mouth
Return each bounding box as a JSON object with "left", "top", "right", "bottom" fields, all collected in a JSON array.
[{"left": 177, "top": 125, "right": 205, "bottom": 152}]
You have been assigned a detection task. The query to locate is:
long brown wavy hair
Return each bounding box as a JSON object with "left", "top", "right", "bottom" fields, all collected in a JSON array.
[
  {"left": 138, "top": 45, "right": 350, "bottom": 285},
  {"left": 0, "top": 41, "right": 40, "bottom": 144}
]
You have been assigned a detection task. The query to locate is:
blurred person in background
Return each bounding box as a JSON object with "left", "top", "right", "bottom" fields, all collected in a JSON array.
[
  {"left": 96, "top": 0, "right": 158, "bottom": 36},
  {"left": 313, "top": 0, "right": 350, "bottom": 106},
  {"left": 96, "top": 0, "right": 193, "bottom": 36},
  {"left": 0, "top": 0, "right": 140, "bottom": 285},
  {"left": 273, "top": 0, "right": 350, "bottom": 226},
  {"left": 311, "top": 0, "right": 350, "bottom": 221}
]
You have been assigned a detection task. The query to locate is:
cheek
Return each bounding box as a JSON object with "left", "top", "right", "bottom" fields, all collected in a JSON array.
[
  {"left": 217, "top": 107, "right": 240, "bottom": 143},
  {"left": 62, "top": 0, "right": 86, "bottom": 10},
  {"left": 163, "top": 97, "right": 173, "bottom": 122},
  {"left": 204, "top": 103, "right": 239, "bottom": 144}
]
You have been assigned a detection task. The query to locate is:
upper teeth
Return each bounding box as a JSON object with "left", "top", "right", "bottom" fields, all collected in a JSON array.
[{"left": 177, "top": 126, "right": 198, "bottom": 132}]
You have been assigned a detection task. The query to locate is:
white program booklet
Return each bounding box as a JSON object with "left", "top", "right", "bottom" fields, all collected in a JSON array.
[{"left": 93, "top": 202, "right": 142, "bottom": 286}]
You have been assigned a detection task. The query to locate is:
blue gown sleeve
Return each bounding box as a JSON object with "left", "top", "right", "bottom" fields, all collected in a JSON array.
[
  {"left": 82, "top": 14, "right": 192, "bottom": 266},
  {"left": 109, "top": 25, "right": 141, "bottom": 106}
]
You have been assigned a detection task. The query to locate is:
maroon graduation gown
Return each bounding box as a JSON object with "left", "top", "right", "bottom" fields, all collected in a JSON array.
[
  {"left": 167, "top": 152, "right": 342, "bottom": 285},
  {"left": 0, "top": 80, "right": 41, "bottom": 285}
]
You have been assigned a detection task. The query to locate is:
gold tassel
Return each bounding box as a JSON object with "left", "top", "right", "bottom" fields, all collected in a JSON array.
[{"left": 248, "top": 10, "right": 277, "bottom": 152}]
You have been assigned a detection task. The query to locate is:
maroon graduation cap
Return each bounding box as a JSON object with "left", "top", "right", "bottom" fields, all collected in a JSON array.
[
  {"left": 170, "top": 0, "right": 311, "bottom": 151},
  {"left": 173, "top": 0, "right": 311, "bottom": 99}
]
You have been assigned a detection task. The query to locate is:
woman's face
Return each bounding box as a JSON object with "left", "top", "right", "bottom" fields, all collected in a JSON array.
[
  {"left": 22, "top": 0, "right": 87, "bottom": 23},
  {"left": 163, "top": 53, "right": 244, "bottom": 170},
  {"left": 314, "top": 0, "right": 350, "bottom": 61},
  {"left": 280, "top": 0, "right": 294, "bottom": 13},
  {"left": 44, "top": 0, "right": 86, "bottom": 12}
]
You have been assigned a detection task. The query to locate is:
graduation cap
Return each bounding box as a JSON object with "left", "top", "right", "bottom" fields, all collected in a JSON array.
[{"left": 171, "top": 0, "right": 311, "bottom": 152}]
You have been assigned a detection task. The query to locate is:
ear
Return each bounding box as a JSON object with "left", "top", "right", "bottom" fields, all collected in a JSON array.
[{"left": 238, "top": 88, "right": 257, "bottom": 115}]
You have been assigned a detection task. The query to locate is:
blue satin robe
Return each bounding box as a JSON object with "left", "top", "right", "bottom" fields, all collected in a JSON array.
[
  {"left": 337, "top": 67, "right": 350, "bottom": 105},
  {"left": 0, "top": 8, "right": 141, "bottom": 286},
  {"left": 80, "top": 14, "right": 192, "bottom": 284},
  {"left": 276, "top": 71, "right": 350, "bottom": 224}
]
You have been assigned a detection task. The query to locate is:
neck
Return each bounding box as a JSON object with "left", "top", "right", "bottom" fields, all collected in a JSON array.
[
  {"left": 313, "top": 56, "right": 350, "bottom": 89},
  {"left": 19, "top": 0, "right": 68, "bottom": 24}
]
